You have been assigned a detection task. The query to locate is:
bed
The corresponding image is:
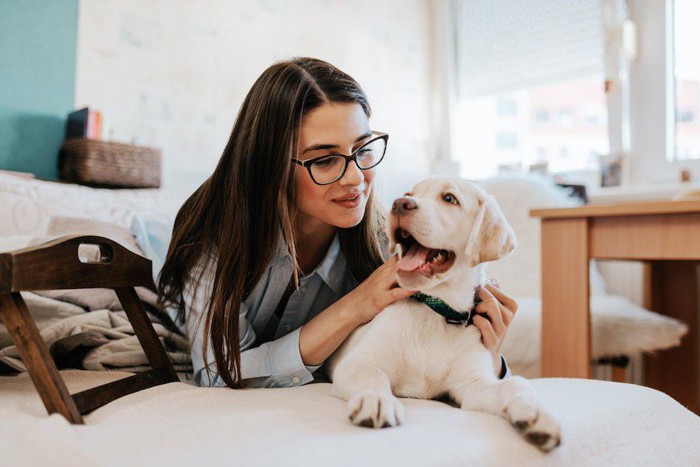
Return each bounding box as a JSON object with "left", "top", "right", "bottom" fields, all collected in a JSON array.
[{"left": 1, "top": 172, "right": 699, "bottom": 466}]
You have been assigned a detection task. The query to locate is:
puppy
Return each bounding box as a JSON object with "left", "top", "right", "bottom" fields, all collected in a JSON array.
[{"left": 325, "top": 176, "right": 561, "bottom": 452}]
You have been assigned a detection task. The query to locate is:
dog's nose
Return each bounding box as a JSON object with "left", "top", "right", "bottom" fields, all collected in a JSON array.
[{"left": 392, "top": 197, "right": 418, "bottom": 215}]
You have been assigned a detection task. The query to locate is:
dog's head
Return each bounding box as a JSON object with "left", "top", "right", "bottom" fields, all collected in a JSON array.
[{"left": 387, "top": 176, "right": 516, "bottom": 298}]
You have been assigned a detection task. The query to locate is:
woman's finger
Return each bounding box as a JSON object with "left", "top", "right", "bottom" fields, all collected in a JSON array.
[
  {"left": 501, "top": 306, "right": 514, "bottom": 327},
  {"left": 473, "top": 315, "right": 498, "bottom": 350},
  {"left": 477, "top": 283, "right": 497, "bottom": 302},
  {"left": 475, "top": 297, "right": 506, "bottom": 336},
  {"left": 391, "top": 286, "right": 419, "bottom": 301},
  {"left": 483, "top": 283, "right": 519, "bottom": 316}
]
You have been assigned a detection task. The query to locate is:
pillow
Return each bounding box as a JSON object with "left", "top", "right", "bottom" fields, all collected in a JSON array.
[
  {"left": 0, "top": 172, "right": 187, "bottom": 231},
  {"left": 0, "top": 192, "right": 51, "bottom": 236},
  {"left": 30, "top": 216, "right": 143, "bottom": 254},
  {"left": 26, "top": 216, "right": 159, "bottom": 311},
  {"left": 0, "top": 234, "right": 36, "bottom": 253},
  {"left": 477, "top": 174, "right": 607, "bottom": 297},
  {"left": 130, "top": 213, "right": 175, "bottom": 283}
]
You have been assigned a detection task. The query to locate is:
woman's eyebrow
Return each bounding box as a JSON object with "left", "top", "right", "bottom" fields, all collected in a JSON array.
[{"left": 301, "top": 131, "right": 373, "bottom": 155}]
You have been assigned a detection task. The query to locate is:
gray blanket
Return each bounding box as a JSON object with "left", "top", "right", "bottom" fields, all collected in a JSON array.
[
  {"left": 0, "top": 216, "right": 192, "bottom": 377},
  {"left": 0, "top": 297, "right": 191, "bottom": 374}
]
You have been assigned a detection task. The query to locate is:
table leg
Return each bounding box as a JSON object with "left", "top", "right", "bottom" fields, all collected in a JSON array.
[
  {"left": 541, "top": 218, "right": 591, "bottom": 378},
  {"left": 644, "top": 261, "right": 699, "bottom": 413}
]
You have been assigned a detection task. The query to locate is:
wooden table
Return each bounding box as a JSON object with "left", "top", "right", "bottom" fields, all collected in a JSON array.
[{"left": 531, "top": 200, "right": 700, "bottom": 412}]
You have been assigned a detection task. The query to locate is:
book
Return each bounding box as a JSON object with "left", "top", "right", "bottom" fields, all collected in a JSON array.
[{"left": 66, "top": 108, "right": 103, "bottom": 140}]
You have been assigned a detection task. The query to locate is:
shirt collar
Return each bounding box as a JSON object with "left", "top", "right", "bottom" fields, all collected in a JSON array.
[{"left": 274, "top": 227, "right": 345, "bottom": 295}]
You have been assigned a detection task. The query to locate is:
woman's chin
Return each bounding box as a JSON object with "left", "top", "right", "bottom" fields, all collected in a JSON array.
[
  {"left": 331, "top": 211, "right": 364, "bottom": 228},
  {"left": 334, "top": 215, "right": 363, "bottom": 229},
  {"left": 328, "top": 203, "right": 366, "bottom": 227}
]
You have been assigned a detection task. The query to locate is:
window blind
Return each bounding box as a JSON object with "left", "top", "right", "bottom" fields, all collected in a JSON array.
[{"left": 454, "top": 0, "right": 604, "bottom": 98}]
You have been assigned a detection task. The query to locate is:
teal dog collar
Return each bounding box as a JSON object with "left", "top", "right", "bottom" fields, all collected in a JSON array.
[{"left": 411, "top": 288, "right": 481, "bottom": 326}]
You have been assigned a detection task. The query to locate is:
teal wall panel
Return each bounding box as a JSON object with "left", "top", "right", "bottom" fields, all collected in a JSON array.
[{"left": 0, "top": 0, "right": 79, "bottom": 179}]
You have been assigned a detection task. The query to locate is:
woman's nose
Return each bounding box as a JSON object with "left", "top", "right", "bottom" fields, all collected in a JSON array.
[{"left": 339, "top": 159, "right": 364, "bottom": 185}]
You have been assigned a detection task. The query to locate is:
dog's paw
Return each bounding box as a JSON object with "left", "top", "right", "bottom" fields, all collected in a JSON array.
[
  {"left": 347, "top": 390, "right": 405, "bottom": 429},
  {"left": 524, "top": 408, "right": 561, "bottom": 452},
  {"left": 504, "top": 398, "right": 561, "bottom": 452}
]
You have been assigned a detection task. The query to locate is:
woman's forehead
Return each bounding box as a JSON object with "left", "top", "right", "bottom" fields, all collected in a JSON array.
[{"left": 299, "top": 102, "right": 369, "bottom": 149}]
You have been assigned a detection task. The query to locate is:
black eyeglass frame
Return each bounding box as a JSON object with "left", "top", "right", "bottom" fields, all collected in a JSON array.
[{"left": 291, "top": 131, "right": 389, "bottom": 185}]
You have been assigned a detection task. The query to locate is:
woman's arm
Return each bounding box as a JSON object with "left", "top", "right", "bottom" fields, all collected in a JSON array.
[
  {"left": 298, "top": 290, "right": 362, "bottom": 366},
  {"left": 299, "top": 253, "right": 418, "bottom": 367},
  {"left": 188, "top": 253, "right": 414, "bottom": 388}
]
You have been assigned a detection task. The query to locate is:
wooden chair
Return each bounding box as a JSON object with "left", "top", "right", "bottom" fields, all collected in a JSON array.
[{"left": 0, "top": 234, "right": 179, "bottom": 424}]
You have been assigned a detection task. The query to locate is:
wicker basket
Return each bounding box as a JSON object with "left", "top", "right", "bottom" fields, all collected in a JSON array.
[{"left": 59, "top": 138, "right": 161, "bottom": 188}]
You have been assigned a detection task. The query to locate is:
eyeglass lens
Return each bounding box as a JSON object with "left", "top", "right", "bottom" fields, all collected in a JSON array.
[{"left": 310, "top": 138, "right": 386, "bottom": 184}]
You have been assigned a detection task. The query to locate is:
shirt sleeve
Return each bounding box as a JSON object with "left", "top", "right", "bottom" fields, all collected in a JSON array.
[
  {"left": 185, "top": 257, "right": 320, "bottom": 389},
  {"left": 498, "top": 354, "right": 511, "bottom": 379}
]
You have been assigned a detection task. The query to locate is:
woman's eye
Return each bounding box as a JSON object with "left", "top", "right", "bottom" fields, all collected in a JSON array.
[
  {"left": 443, "top": 193, "right": 459, "bottom": 205},
  {"left": 313, "top": 157, "right": 334, "bottom": 167}
]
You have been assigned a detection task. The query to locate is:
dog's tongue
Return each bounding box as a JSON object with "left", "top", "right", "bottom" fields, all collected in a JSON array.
[{"left": 398, "top": 243, "right": 430, "bottom": 271}]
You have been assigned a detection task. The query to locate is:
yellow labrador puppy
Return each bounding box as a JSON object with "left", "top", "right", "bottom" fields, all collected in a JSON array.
[{"left": 325, "top": 176, "right": 561, "bottom": 452}]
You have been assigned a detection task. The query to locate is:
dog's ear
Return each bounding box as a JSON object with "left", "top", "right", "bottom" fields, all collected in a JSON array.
[{"left": 464, "top": 193, "right": 516, "bottom": 267}]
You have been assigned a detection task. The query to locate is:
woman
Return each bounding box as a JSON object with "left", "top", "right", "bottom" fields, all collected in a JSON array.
[{"left": 157, "top": 57, "right": 517, "bottom": 389}]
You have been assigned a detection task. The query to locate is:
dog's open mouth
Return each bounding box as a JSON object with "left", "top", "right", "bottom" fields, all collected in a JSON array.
[{"left": 394, "top": 228, "right": 456, "bottom": 276}]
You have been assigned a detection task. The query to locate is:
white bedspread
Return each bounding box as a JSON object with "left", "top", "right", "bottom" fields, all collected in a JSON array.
[{"left": 1, "top": 370, "right": 699, "bottom": 466}]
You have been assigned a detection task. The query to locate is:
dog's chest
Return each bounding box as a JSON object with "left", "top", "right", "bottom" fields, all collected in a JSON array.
[{"left": 332, "top": 299, "right": 487, "bottom": 396}]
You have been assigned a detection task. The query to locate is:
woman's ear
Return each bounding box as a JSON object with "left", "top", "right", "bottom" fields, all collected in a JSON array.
[{"left": 464, "top": 194, "right": 516, "bottom": 267}]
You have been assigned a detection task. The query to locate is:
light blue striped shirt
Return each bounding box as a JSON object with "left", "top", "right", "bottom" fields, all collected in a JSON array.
[{"left": 178, "top": 229, "right": 359, "bottom": 388}]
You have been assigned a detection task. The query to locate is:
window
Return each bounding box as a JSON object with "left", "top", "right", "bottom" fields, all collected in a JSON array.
[
  {"left": 535, "top": 110, "right": 550, "bottom": 124},
  {"left": 628, "top": 0, "right": 700, "bottom": 185},
  {"left": 497, "top": 99, "right": 518, "bottom": 117},
  {"left": 453, "top": 0, "right": 609, "bottom": 179},
  {"left": 496, "top": 131, "right": 518, "bottom": 149},
  {"left": 672, "top": 0, "right": 700, "bottom": 160}
]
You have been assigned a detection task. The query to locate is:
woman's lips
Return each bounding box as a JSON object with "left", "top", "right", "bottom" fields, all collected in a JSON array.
[{"left": 333, "top": 194, "right": 361, "bottom": 208}]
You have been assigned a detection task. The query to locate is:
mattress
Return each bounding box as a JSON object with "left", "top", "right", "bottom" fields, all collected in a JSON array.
[{"left": 1, "top": 370, "right": 699, "bottom": 466}]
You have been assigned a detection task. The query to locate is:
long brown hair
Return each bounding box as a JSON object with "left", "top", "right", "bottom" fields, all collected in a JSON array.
[{"left": 157, "top": 57, "right": 388, "bottom": 388}]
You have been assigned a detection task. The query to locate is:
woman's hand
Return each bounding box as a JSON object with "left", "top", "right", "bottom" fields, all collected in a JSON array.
[
  {"left": 344, "top": 254, "right": 418, "bottom": 326},
  {"left": 472, "top": 278, "right": 518, "bottom": 368}
]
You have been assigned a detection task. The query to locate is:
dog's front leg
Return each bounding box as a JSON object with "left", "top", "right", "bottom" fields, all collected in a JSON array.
[
  {"left": 452, "top": 376, "right": 561, "bottom": 451},
  {"left": 331, "top": 358, "right": 404, "bottom": 429}
]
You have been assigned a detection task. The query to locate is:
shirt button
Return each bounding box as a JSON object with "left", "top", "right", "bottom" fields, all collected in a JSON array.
[
  {"left": 292, "top": 376, "right": 301, "bottom": 384},
  {"left": 285, "top": 325, "right": 292, "bottom": 331}
]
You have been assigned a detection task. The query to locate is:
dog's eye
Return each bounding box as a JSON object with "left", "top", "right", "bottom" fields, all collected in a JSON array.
[{"left": 443, "top": 193, "right": 459, "bottom": 205}]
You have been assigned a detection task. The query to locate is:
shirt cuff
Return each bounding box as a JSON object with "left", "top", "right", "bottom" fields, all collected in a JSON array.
[
  {"left": 498, "top": 354, "right": 511, "bottom": 379},
  {"left": 267, "top": 326, "right": 317, "bottom": 386},
  {"left": 305, "top": 362, "right": 323, "bottom": 373}
]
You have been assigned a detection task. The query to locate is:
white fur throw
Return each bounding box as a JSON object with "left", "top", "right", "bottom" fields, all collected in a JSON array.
[
  {"left": 476, "top": 173, "right": 607, "bottom": 297},
  {"left": 502, "top": 295, "right": 688, "bottom": 378},
  {"left": 476, "top": 174, "right": 687, "bottom": 376}
]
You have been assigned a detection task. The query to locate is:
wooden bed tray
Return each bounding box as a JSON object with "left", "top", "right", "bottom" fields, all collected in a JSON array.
[{"left": 0, "top": 234, "right": 179, "bottom": 424}]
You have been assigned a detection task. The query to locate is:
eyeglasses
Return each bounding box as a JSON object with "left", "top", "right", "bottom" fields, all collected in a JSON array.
[{"left": 292, "top": 131, "right": 388, "bottom": 185}]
